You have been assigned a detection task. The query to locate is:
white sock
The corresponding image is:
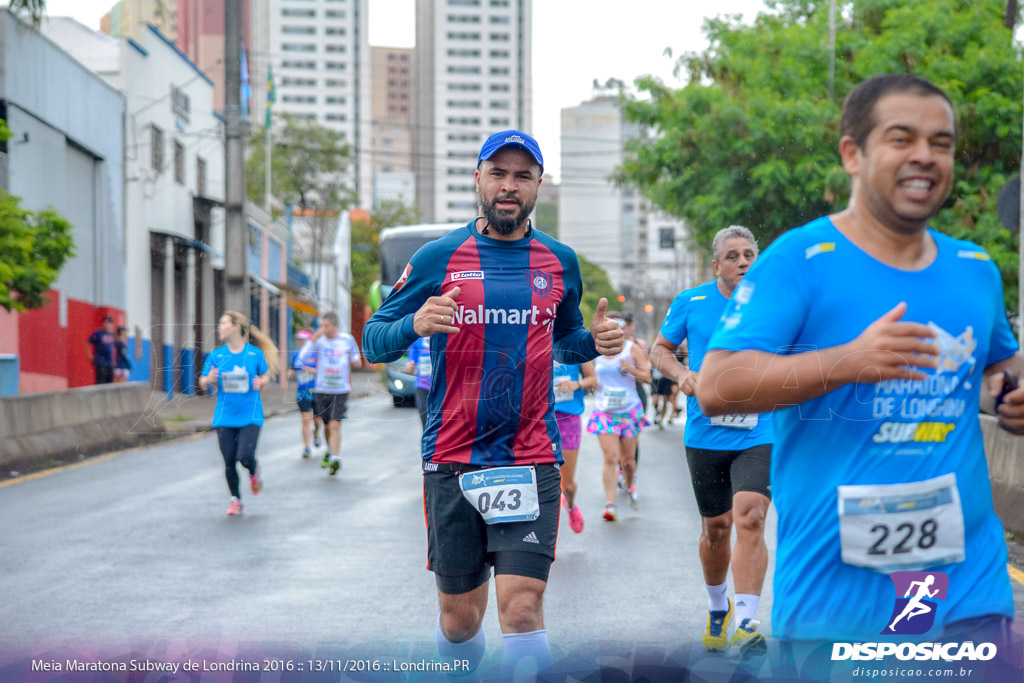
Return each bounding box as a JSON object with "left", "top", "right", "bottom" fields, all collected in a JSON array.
[
  {"left": 735, "top": 593, "right": 760, "bottom": 624},
  {"left": 435, "top": 616, "right": 486, "bottom": 674},
  {"left": 706, "top": 582, "right": 729, "bottom": 612},
  {"left": 500, "top": 630, "right": 551, "bottom": 681}
]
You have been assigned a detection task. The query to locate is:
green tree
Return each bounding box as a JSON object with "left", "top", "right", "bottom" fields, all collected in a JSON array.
[
  {"left": 578, "top": 253, "right": 619, "bottom": 323},
  {"left": 1, "top": 119, "right": 75, "bottom": 311},
  {"left": 535, "top": 199, "right": 558, "bottom": 240},
  {"left": 9, "top": 0, "right": 46, "bottom": 26},
  {"left": 618, "top": 0, "right": 1023, "bottom": 311},
  {"left": 246, "top": 114, "right": 356, "bottom": 211},
  {"left": 350, "top": 200, "right": 420, "bottom": 306}
]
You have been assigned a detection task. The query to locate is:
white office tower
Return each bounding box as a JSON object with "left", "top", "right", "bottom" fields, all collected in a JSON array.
[
  {"left": 414, "top": 0, "right": 533, "bottom": 223},
  {"left": 560, "top": 95, "right": 694, "bottom": 301},
  {"left": 255, "top": 0, "right": 372, "bottom": 206}
]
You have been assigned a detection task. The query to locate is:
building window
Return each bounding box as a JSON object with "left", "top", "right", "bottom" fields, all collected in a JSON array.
[
  {"left": 490, "top": 100, "right": 510, "bottom": 109},
  {"left": 281, "top": 77, "right": 317, "bottom": 86},
  {"left": 659, "top": 228, "right": 676, "bottom": 249},
  {"left": 326, "top": 61, "right": 347, "bottom": 70},
  {"left": 447, "top": 65, "right": 481, "bottom": 74},
  {"left": 489, "top": 49, "right": 509, "bottom": 58},
  {"left": 151, "top": 124, "right": 163, "bottom": 172},
  {"left": 449, "top": 0, "right": 480, "bottom": 4},
  {"left": 489, "top": 117, "right": 510, "bottom": 126},
  {"left": 489, "top": 15, "right": 510, "bottom": 23},
  {"left": 282, "top": 25, "right": 316, "bottom": 34},
  {"left": 447, "top": 167, "right": 475, "bottom": 175},
  {"left": 325, "top": 113, "right": 347, "bottom": 122},
  {"left": 281, "top": 95, "right": 317, "bottom": 103},
  {"left": 447, "top": 32, "right": 481, "bottom": 40},
  {"left": 174, "top": 140, "right": 184, "bottom": 184},
  {"left": 490, "top": 32, "right": 509, "bottom": 41},
  {"left": 447, "top": 184, "right": 475, "bottom": 192},
  {"left": 325, "top": 27, "right": 346, "bottom": 35},
  {"left": 325, "top": 9, "right": 345, "bottom": 17},
  {"left": 325, "top": 96, "right": 347, "bottom": 104},
  {"left": 447, "top": 14, "right": 481, "bottom": 22},
  {"left": 282, "top": 43, "right": 316, "bottom": 52},
  {"left": 447, "top": 99, "right": 481, "bottom": 108},
  {"left": 490, "top": 0, "right": 509, "bottom": 5},
  {"left": 282, "top": 60, "right": 315, "bottom": 69},
  {"left": 489, "top": 66, "right": 510, "bottom": 75},
  {"left": 447, "top": 150, "right": 477, "bottom": 159},
  {"left": 448, "top": 133, "right": 481, "bottom": 142},
  {"left": 447, "top": 48, "right": 481, "bottom": 57},
  {"left": 197, "top": 156, "right": 207, "bottom": 196},
  {"left": 448, "top": 83, "right": 482, "bottom": 91},
  {"left": 325, "top": 78, "right": 348, "bottom": 87},
  {"left": 325, "top": 44, "right": 346, "bottom": 53},
  {"left": 447, "top": 116, "right": 481, "bottom": 125},
  {"left": 281, "top": 8, "right": 315, "bottom": 17}
]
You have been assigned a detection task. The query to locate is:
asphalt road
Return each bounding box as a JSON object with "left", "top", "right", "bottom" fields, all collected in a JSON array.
[{"left": 1, "top": 388, "right": 1021, "bottom": 681}]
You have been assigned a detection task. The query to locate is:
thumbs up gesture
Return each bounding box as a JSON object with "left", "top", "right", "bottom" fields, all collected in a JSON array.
[{"left": 590, "top": 298, "right": 624, "bottom": 357}]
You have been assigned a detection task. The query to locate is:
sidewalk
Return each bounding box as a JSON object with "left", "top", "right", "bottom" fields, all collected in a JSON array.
[{"left": 148, "top": 368, "right": 382, "bottom": 434}]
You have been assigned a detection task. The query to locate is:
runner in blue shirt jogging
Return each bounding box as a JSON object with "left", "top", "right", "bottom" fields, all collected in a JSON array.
[
  {"left": 290, "top": 330, "right": 323, "bottom": 458},
  {"left": 200, "top": 311, "right": 280, "bottom": 516},
  {"left": 699, "top": 75, "right": 1023, "bottom": 663},
  {"left": 650, "top": 225, "right": 773, "bottom": 656}
]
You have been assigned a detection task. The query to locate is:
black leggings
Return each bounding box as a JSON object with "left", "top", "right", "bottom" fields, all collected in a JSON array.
[{"left": 216, "top": 425, "right": 261, "bottom": 498}]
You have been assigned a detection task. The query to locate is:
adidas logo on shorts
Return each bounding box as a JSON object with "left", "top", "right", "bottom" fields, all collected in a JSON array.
[{"left": 522, "top": 531, "right": 540, "bottom": 544}]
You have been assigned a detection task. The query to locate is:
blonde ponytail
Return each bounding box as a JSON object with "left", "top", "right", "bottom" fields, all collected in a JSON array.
[{"left": 223, "top": 310, "right": 280, "bottom": 377}]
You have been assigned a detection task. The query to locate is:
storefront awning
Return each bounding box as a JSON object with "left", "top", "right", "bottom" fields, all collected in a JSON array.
[
  {"left": 250, "top": 274, "right": 283, "bottom": 295},
  {"left": 287, "top": 296, "right": 320, "bottom": 316}
]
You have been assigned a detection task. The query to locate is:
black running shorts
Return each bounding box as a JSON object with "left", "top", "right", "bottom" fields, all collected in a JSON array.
[
  {"left": 685, "top": 443, "right": 772, "bottom": 518},
  {"left": 423, "top": 463, "right": 561, "bottom": 595},
  {"left": 314, "top": 392, "right": 348, "bottom": 423}
]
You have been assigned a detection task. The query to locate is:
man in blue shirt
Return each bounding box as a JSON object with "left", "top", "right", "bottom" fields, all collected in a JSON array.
[
  {"left": 650, "top": 225, "right": 773, "bottom": 656},
  {"left": 87, "top": 316, "right": 116, "bottom": 384},
  {"left": 700, "top": 74, "right": 1022, "bottom": 656}
]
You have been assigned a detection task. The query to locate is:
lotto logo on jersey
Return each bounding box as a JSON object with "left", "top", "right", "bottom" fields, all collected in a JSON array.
[
  {"left": 529, "top": 269, "right": 553, "bottom": 297},
  {"left": 884, "top": 571, "right": 948, "bottom": 635},
  {"left": 451, "top": 270, "right": 484, "bottom": 282}
]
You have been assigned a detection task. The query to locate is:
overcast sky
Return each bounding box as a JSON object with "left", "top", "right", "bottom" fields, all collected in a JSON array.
[{"left": 37, "top": 0, "right": 770, "bottom": 182}]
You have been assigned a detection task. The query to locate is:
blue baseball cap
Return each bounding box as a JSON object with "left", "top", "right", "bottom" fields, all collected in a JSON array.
[{"left": 477, "top": 130, "right": 544, "bottom": 176}]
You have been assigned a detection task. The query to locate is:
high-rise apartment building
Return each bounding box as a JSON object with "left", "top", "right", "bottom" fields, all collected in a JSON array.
[
  {"left": 560, "top": 96, "right": 696, "bottom": 308},
  {"left": 414, "top": 0, "right": 532, "bottom": 223},
  {"left": 370, "top": 46, "right": 414, "bottom": 209},
  {"left": 249, "top": 0, "right": 372, "bottom": 207},
  {"left": 176, "top": 0, "right": 253, "bottom": 115}
]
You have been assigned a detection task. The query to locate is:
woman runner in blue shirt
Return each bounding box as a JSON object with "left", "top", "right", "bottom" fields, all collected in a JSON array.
[{"left": 199, "top": 310, "right": 280, "bottom": 516}]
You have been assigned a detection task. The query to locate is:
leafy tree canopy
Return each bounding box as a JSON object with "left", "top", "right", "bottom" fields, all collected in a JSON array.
[
  {"left": 618, "top": 0, "right": 1022, "bottom": 310},
  {"left": 246, "top": 114, "right": 356, "bottom": 212},
  {"left": 350, "top": 200, "right": 420, "bottom": 305}
]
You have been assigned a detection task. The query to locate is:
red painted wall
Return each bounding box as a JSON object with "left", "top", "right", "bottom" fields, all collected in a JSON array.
[{"left": 17, "top": 289, "right": 126, "bottom": 390}]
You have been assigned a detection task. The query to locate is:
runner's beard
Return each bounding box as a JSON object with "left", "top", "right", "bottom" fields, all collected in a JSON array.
[{"left": 480, "top": 192, "right": 535, "bottom": 236}]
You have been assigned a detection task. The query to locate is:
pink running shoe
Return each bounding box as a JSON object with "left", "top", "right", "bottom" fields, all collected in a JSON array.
[
  {"left": 250, "top": 466, "right": 263, "bottom": 495},
  {"left": 226, "top": 498, "right": 243, "bottom": 516},
  {"left": 568, "top": 505, "right": 584, "bottom": 533}
]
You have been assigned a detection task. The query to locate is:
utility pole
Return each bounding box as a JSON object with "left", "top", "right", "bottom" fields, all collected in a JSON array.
[{"left": 224, "top": 0, "right": 249, "bottom": 314}]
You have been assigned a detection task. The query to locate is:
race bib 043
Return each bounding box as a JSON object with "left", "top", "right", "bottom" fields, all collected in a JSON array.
[
  {"left": 837, "top": 473, "right": 965, "bottom": 573},
  {"left": 459, "top": 466, "right": 540, "bottom": 525}
]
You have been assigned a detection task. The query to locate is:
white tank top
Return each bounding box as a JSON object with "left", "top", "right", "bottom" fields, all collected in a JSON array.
[{"left": 593, "top": 340, "right": 641, "bottom": 413}]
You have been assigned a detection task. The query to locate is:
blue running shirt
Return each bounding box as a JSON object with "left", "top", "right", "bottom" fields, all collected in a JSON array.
[
  {"left": 660, "top": 279, "right": 774, "bottom": 450},
  {"left": 708, "top": 217, "right": 1017, "bottom": 640},
  {"left": 201, "top": 343, "right": 269, "bottom": 428}
]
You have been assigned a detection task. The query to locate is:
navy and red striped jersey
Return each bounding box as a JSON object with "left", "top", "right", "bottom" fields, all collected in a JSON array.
[{"left": 363, "top": 221, "right": 599, "bottom": 467}]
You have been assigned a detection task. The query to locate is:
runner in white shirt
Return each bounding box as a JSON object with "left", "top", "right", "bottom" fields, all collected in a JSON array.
[
  {"left": 298, "top": 312, "right": 362, "bottom": 475},
  {"left": 586, "top": 311, "right": 652, "bottom": 521}
]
